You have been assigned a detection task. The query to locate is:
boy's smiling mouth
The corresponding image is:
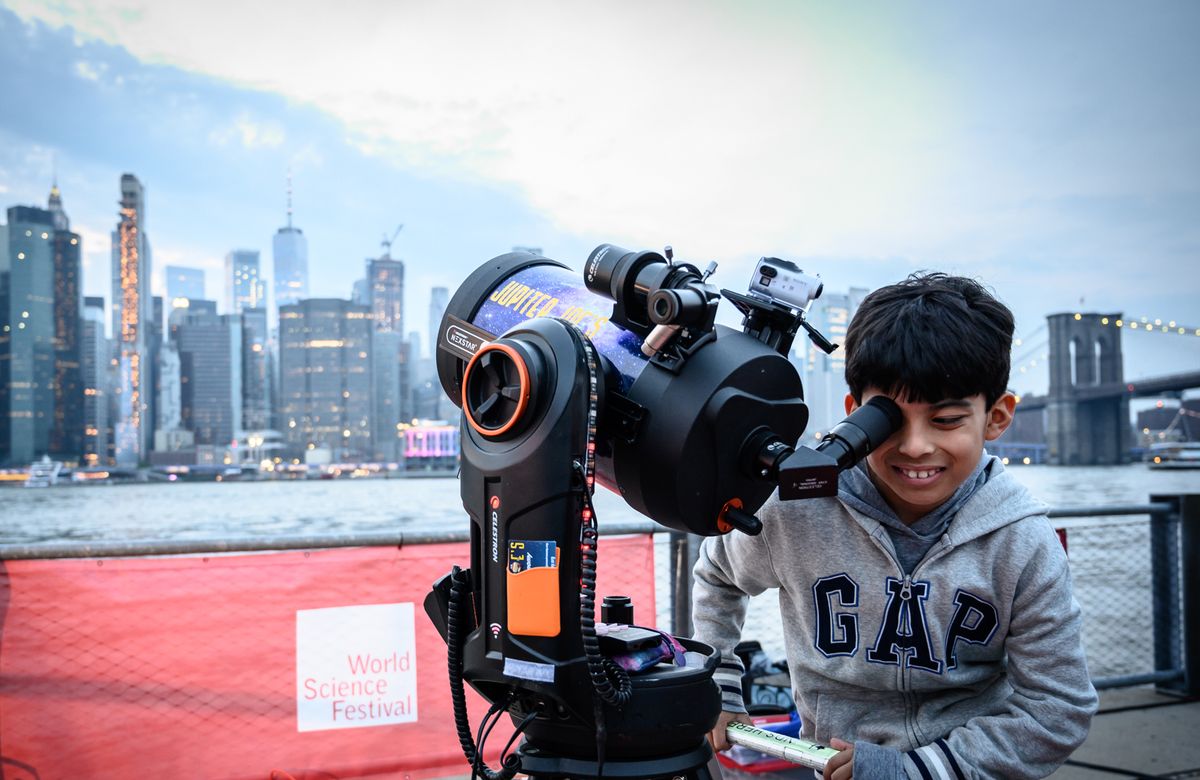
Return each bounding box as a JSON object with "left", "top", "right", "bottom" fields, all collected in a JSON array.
[{"left": 893, "top": 466, "right": 946, "bottom": 483}]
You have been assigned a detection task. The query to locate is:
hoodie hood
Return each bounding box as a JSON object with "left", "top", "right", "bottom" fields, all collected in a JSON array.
[
  {"left": 941, "top": 457, "right": 1049, "bottom": 545},
  {"left": 836, "top": 456, "right": 1050, "bottom": 563}
]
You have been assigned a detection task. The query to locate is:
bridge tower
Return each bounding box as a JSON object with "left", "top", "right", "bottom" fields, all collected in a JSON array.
[{"left": 1045, "top": 312, "right": 1132, "bottom": 465}]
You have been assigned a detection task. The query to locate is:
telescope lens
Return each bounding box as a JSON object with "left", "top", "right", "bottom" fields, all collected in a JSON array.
[
  {"left": 648, "top": 288, "right": 709, "bottom": 326},
  {"left": 651, "top": 292, "right": 674, "bottom": 322},
  {"left": 461, "top": 342, "right": 534, "bottom": 437}
]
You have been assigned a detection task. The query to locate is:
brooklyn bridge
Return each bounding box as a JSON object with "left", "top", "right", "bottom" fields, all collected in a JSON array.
[{"left": 998, "top": 313, "right": 1200, "bottom": 465}]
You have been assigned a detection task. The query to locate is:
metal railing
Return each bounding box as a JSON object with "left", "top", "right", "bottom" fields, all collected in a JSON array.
[
  {"left": 1, "top": 496, "right": 1196, "bottom": 696},
  {"left": 0, "top": 521, "right": 661, "bottom": 560},
  {"left": 1047, "top": 500, "right": 1187, "bottom": 691}
]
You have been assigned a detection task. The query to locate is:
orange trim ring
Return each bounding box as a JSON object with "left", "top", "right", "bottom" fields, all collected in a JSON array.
[
  {"left": 461, "top": 342, "right": 532, "bottom": 437},
  {"left": 716, "top": 497, "right": 744, "bottom": 535}
]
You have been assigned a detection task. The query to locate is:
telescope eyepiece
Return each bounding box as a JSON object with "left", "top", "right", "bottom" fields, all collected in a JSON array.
[
  {"left": 582, "top": 243, "right": 722, "bottom": 346},
  {"left": 769, "top": 395, "right": 902, "bottom": 501},
  {"left": 816, "top": 396, "right": 903, "bottom": 470},
  {"left": 583, "top": 243, "right": 666, "bottom": 304},
  {"left": 648, "top": 287, "right": 709, "bottom": 327}
]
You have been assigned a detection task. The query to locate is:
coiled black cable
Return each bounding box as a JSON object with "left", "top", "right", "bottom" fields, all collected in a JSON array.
[
  {"left": 446, "top": 566, "right": 521, "bottom": 780},
  {"left": 577, "top": 482, "right": 633, "bottom": 708},
  {"left": 576, "top": 461, "right": 632, "bottom": 779}
]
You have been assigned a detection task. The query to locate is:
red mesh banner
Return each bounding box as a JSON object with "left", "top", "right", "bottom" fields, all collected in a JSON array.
[{"left": 0, "top": 535, "right": 656, "bottom": 780}]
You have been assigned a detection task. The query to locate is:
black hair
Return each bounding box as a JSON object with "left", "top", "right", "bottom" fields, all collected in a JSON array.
[{"left": 843, "top": 272, "right": 1014, "bottom": 408}]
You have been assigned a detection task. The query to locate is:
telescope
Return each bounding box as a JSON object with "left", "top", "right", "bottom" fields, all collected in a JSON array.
[{"left": 424, "top": 245, "right": 901, "bottom": 780}]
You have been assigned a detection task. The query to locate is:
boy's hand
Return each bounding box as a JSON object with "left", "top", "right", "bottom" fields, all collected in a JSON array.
[
  {"left": 707, "top": 710, "right": 754, "bottom": 752},
  {"left": 823, "top": 737, "right": 853, "bottom": 780}
]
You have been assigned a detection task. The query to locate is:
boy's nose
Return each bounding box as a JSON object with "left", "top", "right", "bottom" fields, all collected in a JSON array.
[{"left": 896, "top": 424, "right": 936, "bottom": 458}]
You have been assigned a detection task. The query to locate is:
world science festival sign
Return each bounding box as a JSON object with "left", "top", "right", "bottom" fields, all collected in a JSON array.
[{"left": 295, "top": 603, "right": 418, "bottom": 731}]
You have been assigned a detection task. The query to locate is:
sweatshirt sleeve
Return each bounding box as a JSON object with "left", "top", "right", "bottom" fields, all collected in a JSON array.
[
  {"left": 690, "top": 521, "right": 783, "bottom": 714},
  {"left": 900, "top": 525, "right": 1099, "bottom": 780}
]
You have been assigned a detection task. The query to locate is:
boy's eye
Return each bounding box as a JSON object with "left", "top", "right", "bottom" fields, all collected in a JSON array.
[{"left": 933, "top": 416, "right": 967, "bottom": 426}]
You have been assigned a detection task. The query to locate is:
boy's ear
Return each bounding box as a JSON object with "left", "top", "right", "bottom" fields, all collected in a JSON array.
[
  {"left": 844, "top": 393, "right": 858, "bottom": 415},
  {"left": 984, "top": 392, "right": 1017, "bottom": 441}
]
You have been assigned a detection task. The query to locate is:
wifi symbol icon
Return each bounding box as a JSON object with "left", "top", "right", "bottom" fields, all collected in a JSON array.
[{"left": 489, "top": 623, "right": 502, "bottom": 638}]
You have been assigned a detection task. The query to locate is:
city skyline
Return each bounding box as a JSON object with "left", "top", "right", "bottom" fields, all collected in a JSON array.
[
  {"left": 4, "top": 173, "right": 454, "bottom": 465},
  {"left": 2, "top": 172, "right": 1196, "bottom": 468},
  {"left": 0, "top": 2, "right": 1198, "bottom": 401}
]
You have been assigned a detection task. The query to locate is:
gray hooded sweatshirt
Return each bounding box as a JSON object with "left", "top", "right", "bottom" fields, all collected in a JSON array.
[{"left": 692, "top": 461, "right": 1098, "bottom": 779}]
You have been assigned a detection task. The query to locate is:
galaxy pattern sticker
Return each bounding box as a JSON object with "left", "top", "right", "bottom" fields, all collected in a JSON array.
[{"left": 471, "top": 263, "right": 650, "bottom": 393}]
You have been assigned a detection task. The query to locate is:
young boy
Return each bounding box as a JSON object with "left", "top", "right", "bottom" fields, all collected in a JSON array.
[{"left": 692, "top": 273, "right": 1097, "bottom": 780}]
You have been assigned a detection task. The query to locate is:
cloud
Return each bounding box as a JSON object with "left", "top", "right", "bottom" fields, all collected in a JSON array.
[
  {"left": 6, "top": 0, "right": 1194, "bottom": 291},
  {"left": 4, "top": 0, "right": 1198, "bottom": 360},
  {"left": 208, "top": 114, "right": 285, "bottom": 150},
  {"left": 2, "top": 1, "right": 952, "bottom": 256},
  {"left": 73, "top": 58, "right": 104, "bottom": 81}
]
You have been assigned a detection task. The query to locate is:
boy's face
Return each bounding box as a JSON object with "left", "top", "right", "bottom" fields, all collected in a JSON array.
[{"left": 844, "top": 388, "right": 1015, "bottom": 525}]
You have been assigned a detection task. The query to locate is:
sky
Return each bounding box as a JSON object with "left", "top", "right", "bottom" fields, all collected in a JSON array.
[{"left": 1, "top": 0, "right": 1198, "bottom": 398}]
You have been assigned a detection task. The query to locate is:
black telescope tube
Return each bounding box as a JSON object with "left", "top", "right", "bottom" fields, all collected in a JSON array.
[{"left": 815, "top": 396, "right": 903, "bottom": 471}]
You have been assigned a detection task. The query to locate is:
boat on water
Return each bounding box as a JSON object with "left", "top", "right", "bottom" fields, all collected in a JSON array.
[
  {"left": 1147, "top": 441, "right": 1200, "bottom": 470},
  {"left": 24, "top": 455, "right": 63, "bottom": 487}
]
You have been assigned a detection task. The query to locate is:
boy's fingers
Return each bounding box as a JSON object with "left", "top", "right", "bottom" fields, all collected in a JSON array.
[
  {"left": 830, "top": 737, "right": 852, "bottom": 750},
  {"left": 823, "top": 750, "right": 849, "bottom": 780}
]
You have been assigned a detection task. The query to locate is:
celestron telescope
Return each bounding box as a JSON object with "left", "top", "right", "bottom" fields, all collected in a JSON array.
[{"left": 424, "top": 245, "right": 901, "bottom": 780}]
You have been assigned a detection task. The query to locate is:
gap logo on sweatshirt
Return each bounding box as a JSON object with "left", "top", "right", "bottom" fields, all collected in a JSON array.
[{"left": 812, "top": 574, "right": 1000, "bottom": 674}]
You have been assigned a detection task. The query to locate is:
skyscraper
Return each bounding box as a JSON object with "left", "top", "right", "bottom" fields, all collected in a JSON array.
[
  {"left": 409, "top": 328, "right": 449, "bottom": 420},
  {"left": 272, "top": 176, "right": 308, "bottom": 312},
  {"left": 111, "top": 174, "right": 153, "bottom": 465},
  {"left": 407, "top": 330, "right": 422, "bottom": 368},
  {"left": 47, "top": 183, "right": 83, "bottom": 460},
  {"left": 428, "top": 286, "right": 449, "bottom": 361},
  {"left": 371, "top": 330, "right": 404, "bottom": 461},
  {"left": 279, "top": 299, "right": 372, "bottom": 461},
  {"left": 168, "top": 298, "right": 216, "bottom": 342},
  {"left": 793, "top": 286, "right": 869, "bottom": 436},
  {"left": 81, "top": 297, "right": 110, "bottom": 465},
  {"left": 240, "top": 306, "right": 271, "bottom": 431},
  {"left": 1, "top": 206, "right": 56, "bottom": 464},
  {"left": 225, "top": 250, "right": 265, "bottom": 314},
  {"left": 368, "top": 257, "right": 405, "bottom": 334},
  {"left": 165, "top": 265, "right": 205, "bottom": 309},
  {"left": 156, "top": 341, "right": 182, "bottom": 433},
  {"left": 177, "top": 308, "right": 242, "bottom": 447},
  {"left": 367, "top": 256, "right": 406, "bottom": 459},
  {"left": 147, "top": 294, "right": 163, "bottom": 453}
]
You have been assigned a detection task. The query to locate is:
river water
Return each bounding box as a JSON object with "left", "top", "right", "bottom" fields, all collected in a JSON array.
[
  {"left": 0, "top": 463, "right": 1194, "bottom": 545},
  {"left": 1, "top": 463, "right": 1197, "bottom": 679}
]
